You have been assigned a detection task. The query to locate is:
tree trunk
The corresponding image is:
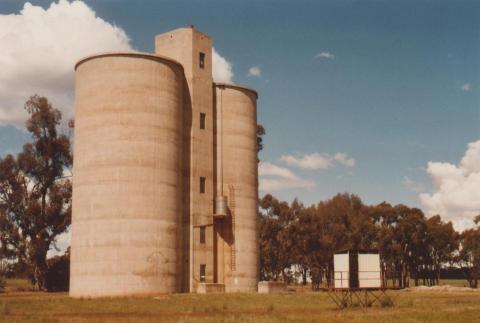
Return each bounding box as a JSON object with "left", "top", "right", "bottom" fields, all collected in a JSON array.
[
  {"left": 31, "top": 243, "right": 48, "bottom": 291},
  {"left": 401, "top": 262, "right": 408, "bottom": 288},
  {"left": 436, "top": 266, "right": 441, "bottom": 286},
  {"left": 33, "top": 258, "right": 47, "bottom": 291}
]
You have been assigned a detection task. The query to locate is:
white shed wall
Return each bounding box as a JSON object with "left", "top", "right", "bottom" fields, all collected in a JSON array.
[
  {"left": 358, "top": 254, "right": 381, "bottom": 288},
  {"left": 334, "top": 254, "right": 349, "bottom": 289}
]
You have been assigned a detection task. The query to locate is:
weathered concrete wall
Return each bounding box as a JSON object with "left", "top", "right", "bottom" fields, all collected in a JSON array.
[
  {"left": 70, "top": 53, "right": 184, "bottom": 297},
  {"left": 214, "top": 84, "right": 259, "bottom": 292}
]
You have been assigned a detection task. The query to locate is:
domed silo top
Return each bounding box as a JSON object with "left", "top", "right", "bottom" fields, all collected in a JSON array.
[
  {"left": 214, "top": 82, "right": 258, "bottom": 99},
  {"left": 75, "top": 51, "right": 184, "bottom": 71}
]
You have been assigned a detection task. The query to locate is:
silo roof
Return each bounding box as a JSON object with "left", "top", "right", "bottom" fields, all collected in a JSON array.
[
  {"left": 75, "top": 51, "right": 184, "bottom": 71},
  {"left": 214, "top": 82, "right": 258, "bottom": 99}
]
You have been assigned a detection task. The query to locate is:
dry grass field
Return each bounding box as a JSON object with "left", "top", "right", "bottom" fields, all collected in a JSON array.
[{"left": 1, "top": 279, "right": 479, "bottom": 322}]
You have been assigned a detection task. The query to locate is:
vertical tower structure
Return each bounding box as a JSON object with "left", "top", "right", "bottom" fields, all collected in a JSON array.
[
  {"left": 70, "top": 26, "right": 258, "bottom": 297},
  {"left": 155, "top": 27, "right": 215, "bottom": 292}
]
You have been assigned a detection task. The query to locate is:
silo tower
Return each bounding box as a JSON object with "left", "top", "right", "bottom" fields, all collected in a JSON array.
[
  {"left": 70, "top": 26, "right": 259, "bottom": 297},
  {"left": 70, "top": 53, "right": 185, "bottom": 297}
]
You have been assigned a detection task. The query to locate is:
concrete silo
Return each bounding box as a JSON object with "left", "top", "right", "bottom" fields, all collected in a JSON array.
[
  {"left": 70, "top": 26, "right": 260, "bottom": 296},
  {"left": 214, "top": 83, "right": 259, "bottom": 292},
  {"left": 70, "top": 53, "right": 185, "bottom": 297}
]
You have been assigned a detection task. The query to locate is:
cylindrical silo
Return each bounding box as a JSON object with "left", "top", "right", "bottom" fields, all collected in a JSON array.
[
  {"left": 214, "top": 83, "right": 259, "bottom": 292},
  {"left": 70, "top": 53, "right": 185, "bottom": 297}
]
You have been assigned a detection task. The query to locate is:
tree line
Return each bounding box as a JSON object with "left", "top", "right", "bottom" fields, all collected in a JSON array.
[{"left": 259, "top": 193, "right": 480, "bottom": 289}]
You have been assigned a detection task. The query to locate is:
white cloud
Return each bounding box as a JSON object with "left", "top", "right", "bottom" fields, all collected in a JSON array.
[
  {"left": 212, "top": 47, "right": 233, "bottom": 83},
  {"left": 0, "top": 0, "right": 132, "bottom": 127},
  {"left": 419, "top": 140, "right": 480, "bottom": 231},
  {"left": 315, "top": 52, "right": 335, "bottom": 60},
  {"left": 281, "top": 152, "right": 355, "bottom": 170},
  {"left": 247, "top": 66, "right": 261, "bottom": 78},
  {"left": 0, "top": 1, "right": 236, "bottom": 127},
  {"left": 334, "top": 152, "right": 355, "bottom": 167},
  {"left": 461, "top": 83, "right": 471, "bottom": 92},
  {"left": 259, "top": 162, "right": 315, "bottom": 191},
  {"left": 281, "top": 153, "right": 332, "bottom": 170},
  {"left": 460, "top": 140, "right": 480, "bottom": 173}
]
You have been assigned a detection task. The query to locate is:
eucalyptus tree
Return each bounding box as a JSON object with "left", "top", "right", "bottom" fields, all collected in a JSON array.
[
  {"left": 460, "top": 216, "right": 480, "bottom": 288},
  {"left": 0, "top": 95, "right": 72, "bottom": 290}
]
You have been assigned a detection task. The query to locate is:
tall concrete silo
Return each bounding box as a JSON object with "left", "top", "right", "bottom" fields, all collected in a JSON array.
[
  {"left": 70, "top": 53, "right": 185, "bottom": 297},
  {"left": 214, "top": 83, "right": 259, "bottom": 292}
]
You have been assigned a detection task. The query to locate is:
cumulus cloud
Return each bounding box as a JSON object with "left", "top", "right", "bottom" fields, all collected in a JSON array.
[
  {"left": 0, "top": 0, "right": 132, "bottom": 127},
  {"left": 334, "top": 152, "right": 355, "bottom": 167},
  {"left": 247, "top": 66, "right": 261, "bottom": 78},
  {"left": 0, "top": 1, "right": 236, "bottom": 127},
  {"left": 259, "top": 162, "right": 315, "bottom": 191},
  {"left": 212, "top": 48, "right": 233, "bottom": 83},
  {"left": 281, "top": 152, "right": 355, "bottom": 170},
  {"left": 281, "top": 153, "right": 332, "bottom": 170},
  {"left": 420, "top": 140, "right": 480, "bottom": 231},
  {"left": 315, "top": 52, "right": 335, "bottom": 60},
  {"left": 461, "top": 83, "right": 471, "bottom": 92}
]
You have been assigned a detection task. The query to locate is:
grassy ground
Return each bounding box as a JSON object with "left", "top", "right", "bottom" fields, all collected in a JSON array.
[
  {"left": 437, "top": 279, "right": 471, "bottom": 287},
  {"left": 3, "top": 278, "right": 34, "bottom": 293},
  {"left": 1, "top": 280, "right": 479, "bottom": 322}
]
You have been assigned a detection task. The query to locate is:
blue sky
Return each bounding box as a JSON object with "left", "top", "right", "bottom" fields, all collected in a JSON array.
[{"left": 0, "top": 0, "right": 479, "bottom": 229}]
